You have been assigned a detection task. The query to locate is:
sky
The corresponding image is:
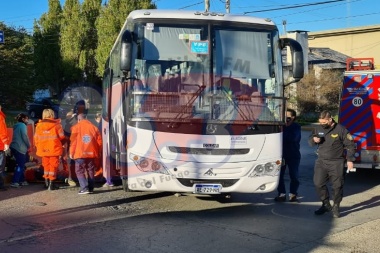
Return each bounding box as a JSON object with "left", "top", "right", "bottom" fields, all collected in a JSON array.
[{"left": 0, "top": 0, "right": 379, "bottom": 34}]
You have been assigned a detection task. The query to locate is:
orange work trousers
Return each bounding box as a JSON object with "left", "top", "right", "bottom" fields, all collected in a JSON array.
[{"left": 42, "top": 156, "right": 60, "bottom": 181}]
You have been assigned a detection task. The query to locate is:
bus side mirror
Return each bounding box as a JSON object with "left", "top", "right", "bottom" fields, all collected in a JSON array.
[
  {"left": 280, "top": 38, "right": 304, "bottom": 81},
  {"left": 120, "top": 30, "right": 133, "bottom": 72}
]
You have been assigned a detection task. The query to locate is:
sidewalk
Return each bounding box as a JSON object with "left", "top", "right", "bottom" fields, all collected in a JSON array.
[{"left": 283, "top": 218, "right": 380, "bottom": 253}]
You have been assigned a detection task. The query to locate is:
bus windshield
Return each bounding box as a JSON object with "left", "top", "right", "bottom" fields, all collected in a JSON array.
[{"left": 129, "top": 22, "right": 283, "bottom": 124}]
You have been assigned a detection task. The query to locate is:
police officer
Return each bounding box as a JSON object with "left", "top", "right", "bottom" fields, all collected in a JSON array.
[{"left": 309, "top": 110, "right": 355, "bottom": 218}]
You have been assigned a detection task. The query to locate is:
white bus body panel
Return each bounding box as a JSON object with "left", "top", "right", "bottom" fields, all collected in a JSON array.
[{"left": 127, "top": 127, "right": 281, "bottom": 193}]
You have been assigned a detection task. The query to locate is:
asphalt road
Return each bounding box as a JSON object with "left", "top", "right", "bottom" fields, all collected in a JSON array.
[{"left": 0, "top": 130, "right": 380, "bottom": 253}]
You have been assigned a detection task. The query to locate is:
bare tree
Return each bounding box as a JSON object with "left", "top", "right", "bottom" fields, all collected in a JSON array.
[{"left": 294, "top": 69, "right": 343, "bottom": 117}]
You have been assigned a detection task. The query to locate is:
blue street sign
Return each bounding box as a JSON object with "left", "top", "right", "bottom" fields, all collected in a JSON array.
[{"left": 0, "top": 31, "right": 4, "bottom": 44}]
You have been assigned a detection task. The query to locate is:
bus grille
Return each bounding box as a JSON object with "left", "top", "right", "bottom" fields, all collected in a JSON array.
[
  {"left": 177, "top": 178, "right": 239, "bottom": 187},
  {"left": 168, "top": 146, "right": 249, "bottom": 155}
]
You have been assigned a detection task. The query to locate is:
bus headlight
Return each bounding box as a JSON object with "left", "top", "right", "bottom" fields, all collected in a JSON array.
[
  {"left": 139, "top": 159, "right": 149, "bottom": 169},
  {"left": 130, "top": 153, "right": 169, "bottom": 174},
  {"left": 249, "top": 160, "right": 281, "bottom": 177},
  {"left": 256, "top": 165, "right": 264, "bottom": 174},
  {"left": 151, "top": 161, "right": 162, "bottom": 171},
  {"left": 265, "top": 162, "right": 275, "bottom": 173}
]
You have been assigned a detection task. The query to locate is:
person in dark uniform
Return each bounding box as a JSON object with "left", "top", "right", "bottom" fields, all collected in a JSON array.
[
  {"left": 309, "top": 110, "right": 355, "bottom": 218},
  {"left": 274, "top": 108, "right": 301, "bottom": 202}
]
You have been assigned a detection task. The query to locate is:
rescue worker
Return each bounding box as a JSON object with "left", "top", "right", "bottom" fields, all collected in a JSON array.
[
  {"left": 63, "top": 110, "right": 77, "bottom": 186},
  {"left": 34, "top": 109, "right": 66, "bottom": 190},
  {"left": 93, "top": 113, "right": 103, "bottom": 178},
  {"left": 309, "top": 110, "right": 355, "bottom": 218},
  {"left": 69, "top": 113, "right": 102, "bottom": 195},
  {"left": 63, "top": 100, "right": 88, "bottom": 186},
  {"left": 0, "top": 105, "right": 10, "bottom": 191}
]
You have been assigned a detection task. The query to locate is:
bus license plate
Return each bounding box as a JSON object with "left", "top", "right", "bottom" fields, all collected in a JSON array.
[{"left": 193, "top": 184, "right": 222, "bottom": 194}]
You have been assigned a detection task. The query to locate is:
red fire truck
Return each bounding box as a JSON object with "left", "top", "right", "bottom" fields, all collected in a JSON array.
[{"left": 338, "top": 58, "right": 380, "bottom": 169}]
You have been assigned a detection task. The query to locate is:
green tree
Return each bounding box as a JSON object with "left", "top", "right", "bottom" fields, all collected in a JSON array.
[
  {"left": 80, "top": 0, "right": 102, "bottom": 85},
  {"left": 33, "top": 0, "right": 63, "bottom": 95},
  {"left": 60, "top": 0, "right": 83, "bottom": 83},
  {"left": 0, "top": 23, "right": 34, "bottom": 108},
  {"left": 95, "top": 0, "right": 156, "bottom": 76}
]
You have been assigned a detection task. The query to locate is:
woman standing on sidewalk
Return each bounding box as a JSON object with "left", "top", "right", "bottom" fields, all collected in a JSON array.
[{"left": 10, "top": 113, "right": 31, "bottom": 188}]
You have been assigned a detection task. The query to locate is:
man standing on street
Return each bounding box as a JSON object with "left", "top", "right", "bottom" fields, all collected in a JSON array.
[
  {"left": 0, "top": 105, "right": 10, "bottom": 191},
  {"left": 274, "top": 108, "right": 301, "bottom": 202},
  {"left": 309, "top": 110, "right": 355, "bottom": 218},
  {"left": 69, "top": 113, "right": 102, "bottom": 194}
]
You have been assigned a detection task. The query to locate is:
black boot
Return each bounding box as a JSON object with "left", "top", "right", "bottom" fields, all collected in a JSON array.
[
  {"left": 44, "top": 179, "right": 50, "bottom": 189},
  {"left": 0, "top": 174, "right": 7, "bottom": 191},
  {"left": 314, "top": 200, "right": 332, "bottom": 215},
  {"left": 48, "top": 180, "right": 58, "bottom": 191},
  {"left": 332, "top": 204, "right": 340, "bottom": 218}
]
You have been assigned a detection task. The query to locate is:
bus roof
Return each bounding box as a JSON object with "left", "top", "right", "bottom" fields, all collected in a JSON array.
[
  {"left": 126, "top": 9, "right": 276, "bottom": 27},
  {"left": 110, "top": 9, "right": 277, "bottom": 59}
]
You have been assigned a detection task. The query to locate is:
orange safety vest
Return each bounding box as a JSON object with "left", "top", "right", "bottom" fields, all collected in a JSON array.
[
  {"left": 0, "top": 111, "right": 10, "bottom": 151},
  {"left": 69, "top": 119, "right": 102, "bottom": 159},
  {"left": 34, "top": 118, "right": 65, "bottom": 157}
]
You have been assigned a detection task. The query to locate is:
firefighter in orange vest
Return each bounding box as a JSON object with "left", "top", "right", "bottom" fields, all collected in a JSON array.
[
  {"left": 34, "top": 109, "right": 66, "bottom": 190},
  {"left": 0, "top": 105, "right": 10, "bottom": 191},
  {"left": 69, "top": 113, "right": 102, "bottom": 194}
]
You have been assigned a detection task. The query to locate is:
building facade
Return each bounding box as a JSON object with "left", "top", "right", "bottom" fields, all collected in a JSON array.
[{"left": 308, "top": 25, "right": 380, "bottom": 69}]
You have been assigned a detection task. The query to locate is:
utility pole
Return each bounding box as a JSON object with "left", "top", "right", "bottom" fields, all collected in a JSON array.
[
  {"left": 225, "top": 0, "right": 230, "bottom": 13},
  {"left": 205, "top": 0, "right": 210, "bottom": 12},
  {"left": 282, "top": 20, "right": 287, "bottom": 36}
]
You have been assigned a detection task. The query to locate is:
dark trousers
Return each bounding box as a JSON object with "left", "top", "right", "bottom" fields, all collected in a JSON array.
[
  {"left": 11, "top": 148, "right": 27, "bottom": 184},
  {"left": 75, "top": 158, "right": 95, "bottom": 192},
  {"left": 277, "top": 158, "right": 300, "bottom": 195},
  {"left": 0, "top": 151, "right": 5, "bottom": 188},
  {"left": 313, "top": 159, "right": 345, "bottom": 204}
]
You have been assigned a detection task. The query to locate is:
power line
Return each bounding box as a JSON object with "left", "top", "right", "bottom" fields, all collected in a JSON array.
[
  {"left": 287, "top": 11, "right": 380, "bottom": 24},
  {"left": 244, "top": 0, "right": 346, "bottom": 14},
  {"left": 0, "top": 0, "right": 371, "bottom": 33},
  {"left": 178, "top": 1, "right": 203, "bottom": 10},
  {"left": 268, "top": 0, "right": 362, "bottom": 28}
]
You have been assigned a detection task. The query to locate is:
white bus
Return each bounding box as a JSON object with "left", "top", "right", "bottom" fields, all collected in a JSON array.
[{"left": 101, "top": 9, "right": 304, "bottom": 195}]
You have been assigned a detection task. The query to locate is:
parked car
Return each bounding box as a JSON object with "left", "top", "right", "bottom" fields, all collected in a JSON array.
[{"left": 26, "top": 97, "right": 70, "bottom": 119}]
